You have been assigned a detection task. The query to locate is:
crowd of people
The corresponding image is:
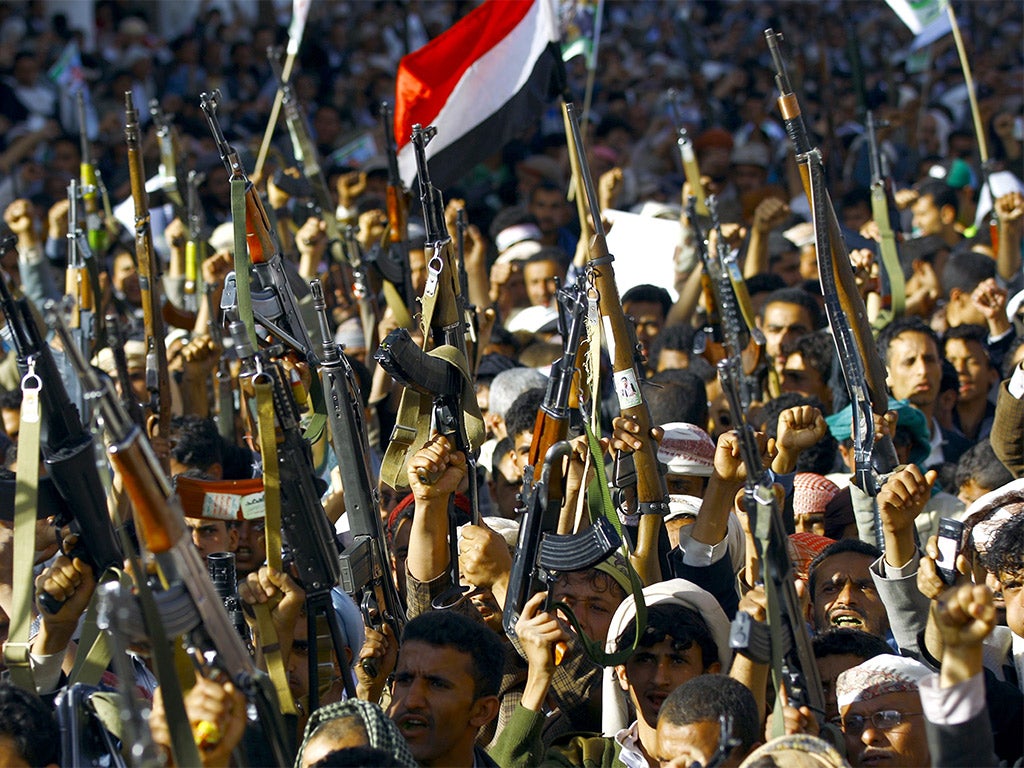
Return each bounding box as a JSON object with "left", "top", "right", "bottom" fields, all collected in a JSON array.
[{"left": 0, "top": 0, "right": 1023, "bottom": 766}]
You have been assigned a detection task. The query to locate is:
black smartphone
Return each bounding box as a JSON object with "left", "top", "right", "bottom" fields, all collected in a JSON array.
[{"left": 936, "top": 517, "right": 965, "bottom": 586}]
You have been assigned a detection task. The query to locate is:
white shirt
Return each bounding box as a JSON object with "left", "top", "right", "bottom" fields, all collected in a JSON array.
[{"left": 614, "top": 721, "right": 654, "bottom": 768}]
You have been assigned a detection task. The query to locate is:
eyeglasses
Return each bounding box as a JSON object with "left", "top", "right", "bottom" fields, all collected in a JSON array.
[{"left": 830, "top": 710, "right": 923, "bottom": 734}]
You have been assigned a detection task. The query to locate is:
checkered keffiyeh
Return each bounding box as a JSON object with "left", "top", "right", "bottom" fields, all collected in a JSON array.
[
  {"left": 794, "top": 473, "right": 841, "bottom": 516},
  {"left": 836, "top": 655, "right": 931, "bottom": 708},
  {"left": 295, "top": 698, "right": 418, "bottom": 768}
]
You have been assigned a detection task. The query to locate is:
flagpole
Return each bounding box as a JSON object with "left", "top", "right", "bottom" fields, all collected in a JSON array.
[
  {"left": 580, "top": 0, "right": 604, "bottom": 133},
  {"left": 944, "top": 1, "right": 987, "bottom": 165}
]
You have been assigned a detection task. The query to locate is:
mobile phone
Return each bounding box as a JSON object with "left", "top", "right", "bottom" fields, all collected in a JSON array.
[{"left": 935, "top": 517, "right": 965, "bottom": 586}]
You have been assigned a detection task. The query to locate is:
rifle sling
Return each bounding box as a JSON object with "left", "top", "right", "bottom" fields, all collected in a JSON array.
[
  {"left": 871, "top": 189, "right": 905, "bottom": 317},
  {"left": 380, "top": 258, "right": 483, "bottom": 489},
  {"left": 4, "top": 366, "right": 42, "bottom": 691},
  {"left": 254, "top": 376, "right": 298, "bottom": 716},
  {"left": 231, "top": 178, "right": 258, "bottom": 349},
  {"left": 570, "top": 419, "right": 647, "bottom": 667}
]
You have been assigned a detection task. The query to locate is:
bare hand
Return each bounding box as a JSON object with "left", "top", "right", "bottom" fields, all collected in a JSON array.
[
  {"left": 932, "top": 583, "right": 996, "bottom": 650},
  {"left": 47, "top": 199, "right": 70, "bottom": 240},
  {"left": 598, "top": 167, "right": 624, "bottom": 212},
  {"left": 877, "top": 465, "right": 936, "bottom": 535},
  {"left": 516, "top": 591, "right": 569, "bottom": 679},
  {"left": 459, "top": 520, "right": 513, "bottom": 592},
  {"left": 775, "top": 405, "right": 828, "bottom": 455},
  {"left": 714, "top": 429, "right": 772, "bottom": 484},
  {"left": 752, "top": 197, "right": 790, "bottom": 233},
  {"left": 918, "top": 535, "right": 971, "bottom": 600},
  {"left": 336, "top": 171, "right": 367, "bottom": 209}
]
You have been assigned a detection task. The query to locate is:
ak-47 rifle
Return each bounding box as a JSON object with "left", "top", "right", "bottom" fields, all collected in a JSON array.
[
  {"left": 375, "top": 123, "right": 484, "bottom": 604},
  {"left": 690, "top": 193, "right": 829, "bottom": 736},
  {"left": 150, "top": 99, "right": 184, "bottom": 214},
  {"left": 502, "top": 278, "right": 623, "bottom": 662},
  {"left": 363, "top": 102, "right": 415, "bottom": 323},
  {"left": 341, "top": 225, "right": 379, "bottom": 353},
  {"left": 47, "top": 305, "right": 293, "bottom": 766},
  {"left": 229, "top": 320, "right": 349, "bottom": 710},
  {"left": 200, "top": 90, "right": 317, "bottom": 360},
  {"left": 125, "top": 92, "right": 172, "bottom": 467},
  {"left": 184, "top": 170, "right": 207, "bottom": 313},
  {"left": 454, "top": 207, "right": 478, "bottom": 361},
  {"left": 269, "top": 49, "right": 341, "bottom": 246},
  {"left": 0, "top": 241, "right": 121, "bottom": 614},
  {"left": 566, "top": 102, "right": 669, "bottom": 586},
  {"left": 77, "top": 92, "right": 106, "bottom": 257},
  {"left": 64, "top": 179, "right": 97, "bottom": 369},
  {"left": 667, "top": 89, "right": 708, "bottom": 217},
  {"left": 311, "top": 282, "right": 405, "bottom": 676},
  {"left": 767, "top": 30, "right": 898, "bottom": 549},
  {"left": 865, "top": 111, "right": 905, "bottom": 319},
  {"left": 205, "top": 285, "right": 236, "bottom": 444},
  {"left": 104, "top": 311, "right": 146, "bottom": 428}
]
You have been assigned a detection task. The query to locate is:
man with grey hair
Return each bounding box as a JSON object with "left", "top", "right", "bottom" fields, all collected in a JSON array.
[{"left": 484, "top": 367, "right": 548, "bottom": 441}]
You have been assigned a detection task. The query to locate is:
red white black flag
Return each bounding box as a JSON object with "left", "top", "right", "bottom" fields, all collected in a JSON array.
[{"left": 394, "top": 0, "right": 564, "bottom": 191}]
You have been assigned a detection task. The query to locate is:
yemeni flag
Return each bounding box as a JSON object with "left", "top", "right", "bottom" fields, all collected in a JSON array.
[{"left": 394, "top": 0, "right": 564, "bottom": 191}]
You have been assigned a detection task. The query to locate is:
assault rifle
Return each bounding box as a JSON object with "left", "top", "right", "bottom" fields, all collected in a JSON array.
[
  {"left": 200, "top": 90, "right": 317, "bottom": 361},
  {"left": 692, "top": 194, "right": 829, "bottom": 732},
  {"left": 502, "top": 279, "right": 624, "bottom": 662},
  {"left": 0, "top": 243, "right": 121, "bottom": 612},
  {"left": 374, "top": 326, "right": 480, "bottom": 605},
  {"left": 205, "top": 285, "right": 236, "bottom": 443},
  {"left": 865, "top": 111, "right": 905, "bottom": 319},
  {"left": 150, "top": 98, "right": 184, "bottom": 214},
  {"left": 767, "top": 30, "right": 897, "bottom": 549},
  {"left": 311, "top": 282, "right": 405, "bottom": 675},
  {"left": 566, "top": 102, "right": 669, "bottom": 586},
  {"left": 104, "top": 311, "right": 146, "bottom": 429},
  {"left": 125, "top": 92, "right": 172, "bottom": 466},
  {"left": 65, "top": 179, "right": 97, "bottom": 371},
  {"left": 269, "top": 48, "right": 341, "bottom": 246},
  {"left": 78, "top": 92, "right": 106, "bottom": 257},
  {"left": 184, "top": 170, "right": 207, "bottom": 313},
  {"left": 363, "top": 101, "right": 416, "bottom": 321},
  {"left": 229, "top": 320, "right": 349, "bottom": 709},
  {"left": 47, "top": 304, "right": 293, "bottom": 766},
  {"left": 667, "top": 89, "right": 708, "bottom": 217}
]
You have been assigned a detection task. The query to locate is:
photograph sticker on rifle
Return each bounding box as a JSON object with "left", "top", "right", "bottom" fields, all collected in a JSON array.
[{"left": 613, "top": 369, "right": 643, "bottom": 409}]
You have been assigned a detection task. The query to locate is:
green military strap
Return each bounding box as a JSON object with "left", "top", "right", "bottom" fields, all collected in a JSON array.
[
  {"left": 379, "top": 344, "right": 485, "bottom": 491},
  {"left": 67, "top": 569, "right": 128, "bottom": 686},
  {"left": 381, "top": 279, "right": 413, "bottom": 330},
  {"left": 567, "top": 420, "right": 647, "bottom": 668},
  {"left": 871, "top": 187, "right": 905, "bottom": 318},
  {"left": 3, "top": 365, "right": 42, "bottom": 691},
  {"left": 379, "top": 254, "right": 484, "bottom": 490},
  {"left": 254, "top": 375, "right": 298, "bottom": 716},
  {"left": 231, "top": 177, "right": 258, "bottom": 349}
]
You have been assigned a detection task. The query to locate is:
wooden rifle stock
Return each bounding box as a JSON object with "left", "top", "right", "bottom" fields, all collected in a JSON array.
[
  {"left": 382, "top": 102, "right": 408, "bottom": 246},
  {"left": 125, "top": 92, "right": 171, "bottom": 465},
  {"left": 565, "top": 103, "right": 667, "bottom": 586}
]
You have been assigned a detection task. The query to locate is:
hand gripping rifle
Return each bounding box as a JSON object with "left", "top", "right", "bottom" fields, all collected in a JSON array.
[
  {"left": 566, "top": 102, "right": 669, "bottom": 586},
  {"left": 229, "top": 320, "right": 352, "bottom": 709},
  {"left": 47, "top": 305, "right": 293, "bottom": 766},
  {"left": 200, "top": 90, "right": 317, "bottom": 360},
  {"left": 0, "top": 242, "right": 121, "bottom": 613},
  {"left": 311, "top": 282, "right": 405, "bottom": 675},
  {"left": 125, "top": 92, "right": 172, "bottom": 467},
  {"left": 865, "top": 110, "right": 905, "bottom": 319},
  {"left": 767, "top": 30, "right": 898, "bottom": 549}
]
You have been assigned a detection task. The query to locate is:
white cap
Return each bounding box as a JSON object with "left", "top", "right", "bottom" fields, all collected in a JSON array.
[{"left": 657, "top": 422, "right": 715, "bottom": 476}]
